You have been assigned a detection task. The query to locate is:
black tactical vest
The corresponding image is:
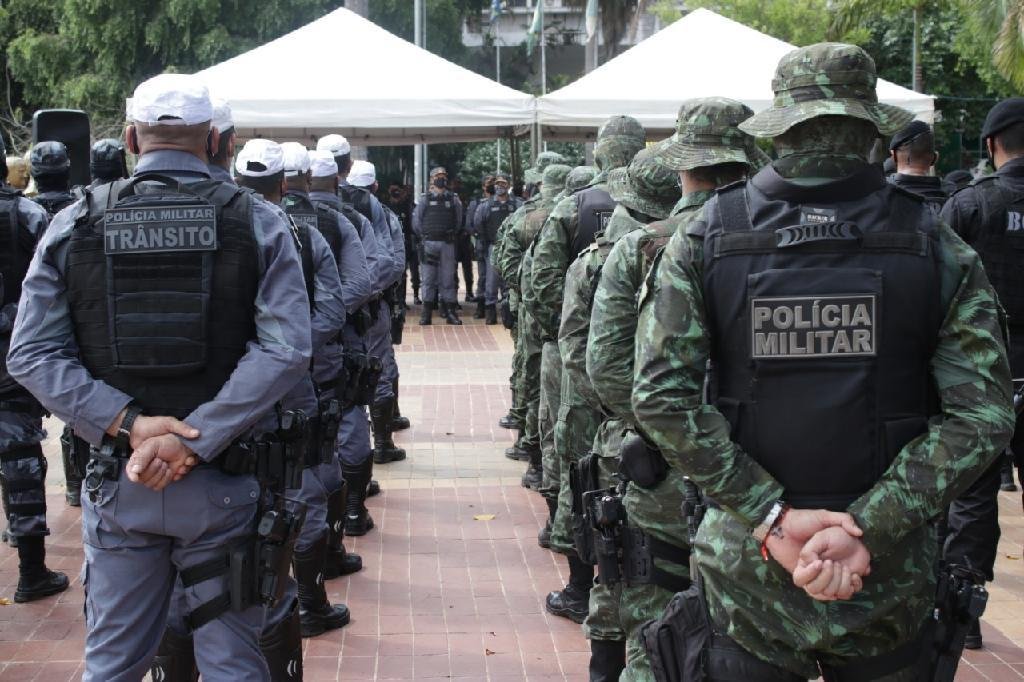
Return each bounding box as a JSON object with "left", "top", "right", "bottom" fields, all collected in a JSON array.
[
  {"left": 0, "top": 190, "right": 37, "bottom": 398},
  {"left": 283, "top": 191, "right": 344, "bottom": 269},
  {"left": 968, "top": 176, "right": 1024, "bottom": 330},
  {"left": 701, "top": 165, "right": 942, "bottom": 510},
  {"left": 481, "top": 198, "right": 517, "bottom": 243},
  {"left": 34, "top": 190, "right": 75, "bottom": 218},
  {"left": 293, "top": 219, "right": 316, "bottom": 313},
  {"left": 420, "top": 191, "right": 457, "bottom": 241},
  {"left": 65, "top": 176, "right": 259, "bottom": 420},
  {"left": 338, "top": 203, "right": 365, "bottom": 240},
  {"left": 573, "top": 186, "right": 615, "bottom": 256},
  {"left": 340, "top": 185, "right": 374, "bottom": 225}
]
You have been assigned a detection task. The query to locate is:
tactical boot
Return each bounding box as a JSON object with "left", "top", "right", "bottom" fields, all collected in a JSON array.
[
  {"left": 545, "top": 554, "right": 593, "bottom": 624},
  {"left": 1, "top": 527, "right": 16, "bottom": 548},
  {"left": 413, "top": 288, "right": 422, "bottom": 305},
  {"left": 498, "top": 413, "right": 522, "bottom": 430},
  {"left": 589, "top": 639, "right": 627, "bottom": 682},
  {"left": 260, "top": 597, "right": 304, "bottom": 681},
  {"left": 371, "top": 400, "right": 407, "bottom": 464},
  {"left": 443, "top": 302, "right": 463, "bottom": 326},
  {"left": 521, "top": 446, "right": 543, "bottom": 490},
  {"left": 343, "top": 459, "right": 375, "bottom": 536},
  {"left": 965, "top": 618, "right": 983, "bottom": 650},
  {"left": 474, "top": 300, "right": 486, "bottom": 319},
  {"left": 485, "top": 304, "right": 498, "bottom": 325},
  {"left": 324, "top": 481, "right": 363, "bottom": 580},
  {"left": 391, "top": 378, "right": 410, "bottom": 431},
  {"left": 538, "top": 521, "right": 552, "bottom": 549},
  {"left": 294, "top": 535, "right": 351, "bottom": 637},
  {"left": 14, "top": 536, "right": 69, "bottom": 603},
  {"left": 65, "top": 476, "right": 81, "bottom": 507},
  {"left": 366, "top": 479, "right": 381, "bottom": 498},
  {"left": 150, "top": 627, "right": 199, "bottom": 682},
  {"left": 419, "top": 302, "right": 434, "bottom": 325},
  {"left": 505, "top": 444, "right": 530, "bottom": 461},
  {"left": 1001, "top": 457, "right": 1018, "bottom": 492}
]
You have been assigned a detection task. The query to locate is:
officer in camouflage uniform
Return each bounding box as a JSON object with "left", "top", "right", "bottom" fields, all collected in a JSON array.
[
  {"left": 560, "top": 145, "right": 681, "bottom": 679},
  {"left": 633, "top": 44, "right": 1014, "bottom": 680},
  {"left": 587, "top": 98, "right": 761, "bottom": 682}
]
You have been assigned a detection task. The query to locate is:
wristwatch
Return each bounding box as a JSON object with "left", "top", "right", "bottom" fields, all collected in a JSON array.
[
  {"left": 751, "top": 500, "right": 788, "bottom": 545},
  {"left": 116, "top": 404, "right": 143, "bottom": 448}
]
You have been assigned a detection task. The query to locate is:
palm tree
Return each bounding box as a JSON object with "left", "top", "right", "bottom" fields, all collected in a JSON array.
[
  {"left": 962, "top": 0, "right": 1024, "bottom": 89},
  {"left": 828, "top": 0, "right": 927, "bottom": 92}
]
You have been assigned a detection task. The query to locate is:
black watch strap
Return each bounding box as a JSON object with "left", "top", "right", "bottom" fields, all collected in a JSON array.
[{"left": 117, "top": 405, "right": 143, "bottom": 448}]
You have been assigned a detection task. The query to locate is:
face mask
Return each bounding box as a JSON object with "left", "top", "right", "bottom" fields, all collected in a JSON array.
[
  {"left": 434, "top": 177, "right": 447, "bottom": 189},
  {"left": 485, "top": 184, "right": 495, "bottom": 195},
  {"left": 390, "top": 189, "right": 401, "bottom": 198},
  {"left": 495, "top": 186, "right": 508, "bottom": 196}
]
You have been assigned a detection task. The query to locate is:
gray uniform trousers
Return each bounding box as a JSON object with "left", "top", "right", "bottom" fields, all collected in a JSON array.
[
  {"left": 338, "top": 405, "right": 372, "bottom": 468},
  {"left": 475, "top": 239, "right": 488, "bottom": 301},
  {"left": 82, "top": 467, "right": 269, "bottom": 682},
  {"left": 369, "top": 298, "right": 397, "bottom": 404},
  {"left": 485, "top": 243, "right": 506, "bottom": 307},
  {"left": 0, "top": 406, "right": 48, "bottom": 537},
  {"left": 420, "top": 240, "right": 458, "bottom": 304}
]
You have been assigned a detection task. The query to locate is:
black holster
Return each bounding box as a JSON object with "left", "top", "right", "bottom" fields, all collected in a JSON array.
[
  {"left": 316, "top": 398, "right": 342, "bottom": 465},
  {"left": 930, "top": 564, "right": 988, "bottom": 682},
  {"left": 584, "top": 486, "right": 627, "bottom": 586},
  {"left": 83, "top": 441, "right": 123, "bottom": 502},
  {"left": 570, "top": 453, "right": 602, "bottom": 565},
  {"left": 500, "top": 293, "right": 515, "bottom": 330},
  {"left": 619, "top": 431, "right": 668, "bottom": 489}
]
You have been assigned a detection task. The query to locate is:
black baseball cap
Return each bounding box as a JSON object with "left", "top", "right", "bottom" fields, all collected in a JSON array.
[{"left": 982, "top": 97, "right": 1024, "bottom": 140}]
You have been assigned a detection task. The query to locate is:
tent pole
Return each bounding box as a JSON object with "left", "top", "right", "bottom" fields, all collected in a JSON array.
[
  {"left": 540, "top": 2, "right": 547, "bottom": 153},
  {"left": 414, "top": 0, "right": 426, "bottom": 196},
  {"left": 496, "top": 32, "right": 502, "bottom": 171}
]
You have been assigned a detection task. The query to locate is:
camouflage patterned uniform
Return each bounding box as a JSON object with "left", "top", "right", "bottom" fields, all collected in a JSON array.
[{"left": 632, "top": 45, "right": 1015, "bottom": 679}]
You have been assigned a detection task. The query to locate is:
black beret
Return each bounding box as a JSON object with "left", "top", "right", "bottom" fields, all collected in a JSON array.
[
  {"left": 944, "top": 169, "right": 972, "bottom": 186},
  {"left": 889, "top": 120, "right": 931, "bottom": 151},
  {"left": 982, "top": 97, "right": 1024, "bottom": 139}
]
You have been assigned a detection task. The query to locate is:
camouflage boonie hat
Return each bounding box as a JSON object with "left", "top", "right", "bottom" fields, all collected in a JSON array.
[
  {"left": 565, "top": 165, "right": 598, "bottom": 194},
  {"left": 662, "top": 97, "right": 758, "bottom": 172},
  {"left": 740, "top": 43, "right": 914, "bottom": 138},
  {"left": 540, "top": 163, "right": 571, "bottom": 198},
  {"left": 608, "top": 140, "right": 681, "bottom": 220},
  {"left": 525, "top": 150, "right": 568, "bottom": 184},
  {"left": 594, "top": 115, "right": 646, "bottom": 170}
]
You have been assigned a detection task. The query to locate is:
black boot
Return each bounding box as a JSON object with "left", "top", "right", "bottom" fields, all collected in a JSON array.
[
  {"left": 474, "top": 300, "right": 486, "bottom": 319},
  {"left": 261, "top": 596, "right": 304, "bottom": 681},
  {"left": 485, "top": 304, "right": 498, "bottom": 325},
  {"left": 498, "top": 413, "right": 523, "bottom": 430},
  {"left": 1001, "top": 455, "right": 1018, "bottom": 492},
  {"left": 14, "top": 536, "right": 69, "bottom": 603},
  {"left": 150, "top": 628, "right": 199, "bottom": 682},
  {"left": 65, "top": 473, "right": 81, "bottom": 507},
  {"left": 371, "top": 400, "right": 407, "bottom": 464},
  {"left": 442, "top": 302, "right": 463, "bottom": 325},
  {"left": 419, "top": 302, "right": 434, "bottom": 325},
  {"left": 539, "top": 497, "right": 557, "bottom": 549},
  {"left": 521, "top": 447, "right": 543, "bottom": 490},
  {"left": 294, "top": 535, "right": 351, "bottom": 637},
  {"left": 391, "top": 378, "right": 410, "bottom": 431},
  {"left": 366, "top": 480, "right": 381, "bottom": 498},
  {"left": 965, "top": 618, "right": 983, "bottom": 650},
  {"left": 343, "top": 458, "right": 375, "bottom": 536},
  {"left": 324, "top": 482, "right": 362, "bottom": 580},
  {"left": 413, "top": 287, "right": 422, "bottom": 305},
  {"left": 505, "top": 444, "right": 530, "bottom": 461},
  {"left": 545, "top": 553, "right": 593, "bottom": 624},
  {"left": 589, "top": 639, "right": 626, "bottom": 682}
]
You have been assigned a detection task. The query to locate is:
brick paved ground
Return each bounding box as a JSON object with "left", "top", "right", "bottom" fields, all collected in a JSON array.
[{"left": 4, "top": 294, "right": 1024, "bottom": 680}]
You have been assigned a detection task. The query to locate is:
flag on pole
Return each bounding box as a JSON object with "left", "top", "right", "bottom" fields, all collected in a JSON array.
[
  {"left": 490, "top": 0, "right": 504, "bottom": 22},
  {"left": 585, "top": 0, "right": 599, "bottom": 42},
  {"left": 526, "top": 0, "right": 544, "bottom": 56}
]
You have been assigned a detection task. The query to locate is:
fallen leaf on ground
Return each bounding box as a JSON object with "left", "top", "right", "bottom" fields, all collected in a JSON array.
[
  {"left": 473, "top": 514, "right": 496, "bottom": 521},
  {"left": 485, "top": 649, "right": 495, "bottom": 656},
  {"left": 0, "top": 598, "right": 11, "bottom": 605}
]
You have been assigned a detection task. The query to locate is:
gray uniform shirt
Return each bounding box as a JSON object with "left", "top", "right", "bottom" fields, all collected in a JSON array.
[
  {"left": 8, "top": 150, "right": 313, "bottom": 461},
  {"left": 311, "top": 190, "right": 385, "bottom": 296}
]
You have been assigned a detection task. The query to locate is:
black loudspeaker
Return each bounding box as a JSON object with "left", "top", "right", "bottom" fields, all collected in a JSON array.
[{"left": 32, "top": 109, "right": 91, "bottom": 187}]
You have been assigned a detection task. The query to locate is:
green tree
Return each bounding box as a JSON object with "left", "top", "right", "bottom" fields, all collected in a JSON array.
[
  {"left": 684, "top": 0, "right": 868, "bottom": 46},
  {"left": 958, "top": 0, "right": 1024, "bottom": 90}
]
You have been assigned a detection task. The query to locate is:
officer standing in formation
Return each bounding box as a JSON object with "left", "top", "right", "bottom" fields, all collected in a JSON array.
[
  {"left": 474, "top": 171, "right": 522, "bottom": 325},
  {"left": 630, "top": 43, "right": 1012, "bottom": 679},
  {"left": 887, "top": 119, "right": 949, "bottom": 209},
  {"left": 29, "top": 140, "right": 75, "bottom": 217},
  {"left": 88, "top": 138, "right": 129, "bottom": 186},
  {"left": 9, "top": 73, "right": 313, "bottom": 681},
  {"left": 413, "top": 166, "right": 464, "bottom": 325},
  {"left": 464, "top": 173, "right": 494, "bottom": 318}
]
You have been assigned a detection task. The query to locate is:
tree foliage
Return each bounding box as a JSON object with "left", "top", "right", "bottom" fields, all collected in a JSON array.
[{"left": 683, "top": 0, "right": 868, "bottom": 46}]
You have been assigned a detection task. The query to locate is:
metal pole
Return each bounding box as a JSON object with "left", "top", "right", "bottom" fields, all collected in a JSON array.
[
  {"left": 539, "top": 2, "right": 546, "bottom": 152},
  {"left": 414, "top": 0, "right": 425, "bottom": 197},
  {"left": 496, "top": 32, "right": 502, "bottom": 171}
]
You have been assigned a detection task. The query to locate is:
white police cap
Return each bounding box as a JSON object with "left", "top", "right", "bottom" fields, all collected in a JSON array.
[
  {"left": 348, "top": 160, "right": 377, "bottom": 187},
  {"left": 281, "top": 142, "right": 311, "bottom": 177},
  {"left": 235, "top": 139, "right": 285, "bottom": 178},
  {"left": 211, "top": 98, "right": 234, "bottom": 134},
  {"left": 309, "top": 150, "right": 339, "bottom": 178},
  {"left": 316, "top": 134, "right": 351, "bottom": 156},
  {"left": 128, "top": 73, "right": 213, "bottom": 126}
]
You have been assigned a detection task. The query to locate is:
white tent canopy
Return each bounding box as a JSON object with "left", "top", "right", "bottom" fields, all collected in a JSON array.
[
  {"left": 537, "top": 8, "right": 935, "bottom": 141},
  {"left": 196, "top": 8, "right": 535, "bottom": 146}
]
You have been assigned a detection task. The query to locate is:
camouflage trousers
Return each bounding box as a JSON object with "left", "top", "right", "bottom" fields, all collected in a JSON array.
[
  {"left": 549, "top": 376, "right": 603, "bottom": 556},
  {"left": 508, "top": 322, "right": 527, "bottom": 427},
  {"left": 538, "top": 341, "right": 562, "bottom": 501},
  {"left": 583, "top": 419, "right": 626, "bottom": 643},
  {"left": 514, "top": 308, "right": 544, "bottom": 451},
  {"left": 697, "top": 507, "right": 936, "bottom": 679},
  {"left": 0, "top": 408, "right": 49, "bottom": 538},
  {"left": 619, "top": 464, "right": 692, "bottom": 682}
]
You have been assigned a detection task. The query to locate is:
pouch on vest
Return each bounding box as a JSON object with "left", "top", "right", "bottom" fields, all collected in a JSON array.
[
  {"left": 618, "top": 431, "right": 668, "bottom": 488},
  {"left": 640, "top": 583, "right": 711, "bottom": 682}
]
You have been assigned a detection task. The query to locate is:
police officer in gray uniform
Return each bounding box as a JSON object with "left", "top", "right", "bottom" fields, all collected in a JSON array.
[
  {"left": 29, "top": 141, "right": 75, "bottom": 218},
  {"left": 307, "top": 151, "right": 381, "bottom": 537},
  {"left": 8, "top": 74, "right": 312, "bottom": 681},
  {"left": 413, "top": 166, "right": 464, "bottom": 325},
  {"left": 0, "top": 146, "right": 69, "bottom": 602},
  {"left": 474, "top": 172, "right": 521, "bottom": 325},
  {"left": 206, "top": 97, "right": 236, "bottom": 185}
]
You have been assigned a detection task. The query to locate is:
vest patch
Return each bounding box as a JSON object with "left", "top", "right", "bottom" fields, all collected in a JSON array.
[
  {"left": 104, "top": 205, "right": 217, "bottom": 255},
  {"left": 1007, "top": 210, "right": 1024, "bottom": 232},
  {"left": 596, "top": 210, "right": 613, "bottom": 231},
  {"left": 776, "top": 221, "right": 861, "bottom": 248},
  {"left": 750, "top": 294, "right": 876, "bottom": 359},
  {"left": 800, "top": 206, "right": 836, "bottom": 224},
  {"left": 289, "top": 213, "right": 318, "bottom": 232}
]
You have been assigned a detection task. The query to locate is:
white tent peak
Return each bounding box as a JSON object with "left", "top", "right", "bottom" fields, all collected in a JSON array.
[
  {"left": 197, "top": 7, "right": 535, "bottom": 145},
  {"left": 539, "top": 7, "right": 934, "bottom": 138}
]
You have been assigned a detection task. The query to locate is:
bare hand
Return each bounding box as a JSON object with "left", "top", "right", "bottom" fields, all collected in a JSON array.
[
  {"left": 792, "top": 526, "right": 872, "bottom": 601},
  {"left": 763, "top": 509, "right": 863, "bottom": 574},
  {"left": 793, "top": 559, "right": 863, "bottom": 601},
  {"left": 128, "top": 415, "right": 200, "bottom": 450},
  {"left": 126, "top": 434, "right": 197, "bottom": 491}
]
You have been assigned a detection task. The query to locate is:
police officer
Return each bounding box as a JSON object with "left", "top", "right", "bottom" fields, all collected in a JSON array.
[
  {"left": 29, "top": 141, "right": 75, "bottom": 217},
  {"left": 8, "top": 73, "right": 314, "bottom": 681},
  {"left": 386, "top": 182, "right": 419, "bottom": 306},
  {"left": 465, "top": 174, "right": 495, "bottom": 317},
  {"left": 307, "top": 151, "right": 382, "bottom": 536},
  {"left": 887, "top": 120, "right": 948, "bottom": 210},
  {"left": 89, "top": 139, "right": 128, "bottom": 185},
  {"left": 474, "top": 172, "right": 522, "bottom": 325},
  {"left": 940, "top": 96, "right": 1024, "bottom": 649},
  {"left": 207, "top": 97, "right": 236, "bottom": 184},
  {"left": 412, "top": 167, "right": 464, "bottom": 325},
  {"left": 632, "top": 44, "right": 1013, "bottom": 680},
  {"left": 0, "top": 144, "right": 68, "bottom": 602}
]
